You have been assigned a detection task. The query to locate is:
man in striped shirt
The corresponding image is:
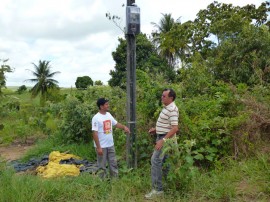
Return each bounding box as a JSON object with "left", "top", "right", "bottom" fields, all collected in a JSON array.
[{"left": 145, "top": 88, "right": 179, "bottom": 199}]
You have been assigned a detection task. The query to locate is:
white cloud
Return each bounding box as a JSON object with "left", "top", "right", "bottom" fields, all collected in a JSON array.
[{"left": 1, "top": 0, "right": 265, "bottom": 87}]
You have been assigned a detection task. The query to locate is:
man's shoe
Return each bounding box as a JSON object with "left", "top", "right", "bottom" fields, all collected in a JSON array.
[{"left": 144, "top": 189, "right": 164, "bottom": 199}]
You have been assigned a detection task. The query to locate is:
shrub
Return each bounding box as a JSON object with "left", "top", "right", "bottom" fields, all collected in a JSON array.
[
  {"left": 16, "top": 85, "right": 27, "bottom": 94},
  {"left": 58, "top": 96, "right": 94, "bottom": 143},
  {"left": 163, "top": 138, "right": 199, "bottom": 193}
]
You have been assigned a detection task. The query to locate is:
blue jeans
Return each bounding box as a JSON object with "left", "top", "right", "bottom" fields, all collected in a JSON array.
[
  {"left": 96, "top": 146, "right": 118, "bottom": 178},
  {"left": 151, "top": 135, "right": 166, "bottom": 191}
]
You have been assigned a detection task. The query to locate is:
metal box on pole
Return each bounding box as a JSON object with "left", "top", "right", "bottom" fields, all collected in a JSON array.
[{"left": 126, "top": 6, "right": 140, "bottom": 35}]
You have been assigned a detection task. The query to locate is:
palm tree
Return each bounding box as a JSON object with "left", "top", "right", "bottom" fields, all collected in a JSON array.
[
  {"left": 25, "top": 60, "right": 60, "bottom": 105},
  {"left": 151, "top": 13, "right": 179, "bottom": 68},
  {"left": 0, "top": 59, "right": 12, "bottom": 96}
]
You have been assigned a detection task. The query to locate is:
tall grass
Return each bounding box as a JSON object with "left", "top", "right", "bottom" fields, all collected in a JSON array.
[
  {"left": 0, "top": 163, "right": 151, "bottom": 202},
  {"left": 185, "top": 154, "right": 270, "bottom": 201},
  {"left": 21, "top": 134, "right": 96, "bottom": 162},
  {"left": 1, "top": 151, "right": 269, "bottom": 201}
]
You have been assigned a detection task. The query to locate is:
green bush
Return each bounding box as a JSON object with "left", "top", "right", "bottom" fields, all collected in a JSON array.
[
  {"left": 58, "top": 96, "right": 94, "bottom": 143},
  {"left": 163, "top": 138, "right": 199, "bottom": 193},
  {"left": 177, "top": 81, "right": 248, "bottom": 167},
  {"left": 16, "top": 85, "right": 27, "bottom": 94}
]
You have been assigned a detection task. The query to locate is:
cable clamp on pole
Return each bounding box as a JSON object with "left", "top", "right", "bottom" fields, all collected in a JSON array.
[{"left": 128, "top": 121, "right": 136, "bottom": 124}]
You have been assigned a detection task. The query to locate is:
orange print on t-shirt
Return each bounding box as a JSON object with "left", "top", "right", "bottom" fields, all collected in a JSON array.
[{"left": 103, "top": 120, "right": 111, "bottom": 134}]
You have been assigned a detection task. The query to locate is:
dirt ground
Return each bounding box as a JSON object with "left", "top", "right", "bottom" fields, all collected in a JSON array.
[{"left": 0, "top": 144, "right": 34, "bottom": 161}]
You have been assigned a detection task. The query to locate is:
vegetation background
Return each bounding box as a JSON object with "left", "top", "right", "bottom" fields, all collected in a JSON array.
[{"left": 0, "top": 1, "right": 270, "bottom": 201}]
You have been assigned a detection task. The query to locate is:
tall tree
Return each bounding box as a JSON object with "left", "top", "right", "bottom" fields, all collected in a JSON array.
[
  {"left": 208, "top": 24, "right": 270, "bottom": 86},
  {"left": 188, "top": 1, "right": 270, "bottom": 86},
  {"left": 108, "top": 34, "right": 173, "bottom": 88},
  {"left": 159, "top": 21, "right": 193, "bottom": 66},
  {"left": 192, "top": 1, "right": 270, "bottom": 48},
  {"left": 0, "top": 59, "right": 13, "bottom": 96},
  {"left": 75, "top": 76, "right": 93, "bottom": 89},
  {"left": 151, "top": 13, "right": 179, "bottom": 68},
  {"left": 25, "top": 60, "right": 60, "bottom": 105}
]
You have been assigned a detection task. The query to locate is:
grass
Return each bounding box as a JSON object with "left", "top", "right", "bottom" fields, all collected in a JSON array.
[
  {"left": 1, "top": 151, "right": 269, "bottom": 201},
  {"left": 21, "top": 136, "right": 96, "bottom": 162},
  {"left": 0, "top": 159, "right": 151, "bottom": 202},
  {"left": 185, "top": 155, "right": 270, "bottom": 201}
]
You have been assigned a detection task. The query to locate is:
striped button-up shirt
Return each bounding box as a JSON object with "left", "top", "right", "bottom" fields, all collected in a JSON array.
[{"left": 156, "top": 101, "right": 179, "bottom": 135}]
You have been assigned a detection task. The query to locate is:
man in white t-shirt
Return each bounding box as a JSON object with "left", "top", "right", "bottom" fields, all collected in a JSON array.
[{"left": 92, "top": 98, "right": 130, "bottom": 178}]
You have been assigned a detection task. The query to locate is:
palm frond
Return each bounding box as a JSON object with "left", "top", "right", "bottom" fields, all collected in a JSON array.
[{"left": 25, "top": 60, "right": 60, "bottom": 102}]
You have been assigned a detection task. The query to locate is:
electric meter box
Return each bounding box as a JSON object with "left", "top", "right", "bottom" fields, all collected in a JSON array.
[{"left": 126, "top": 6, "right": 140, "bottom": 35}]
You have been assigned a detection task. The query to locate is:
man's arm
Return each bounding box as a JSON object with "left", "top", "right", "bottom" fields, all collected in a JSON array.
[
  {"left": 115, "top": 123, "right": 130, "bottom": 134},
  {"left": 163, "top": 125, "right": 179, "bottom": 139},
  {"left": 155, "top": 125, "right": 179, "bottom": 150},
  {"left": 93, "top": 131, "right": 103, "bottom": 155}
]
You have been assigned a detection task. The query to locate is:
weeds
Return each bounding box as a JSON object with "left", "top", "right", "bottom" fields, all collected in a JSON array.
[{"left": 1, "top": 153, "right": 269, "bottom": 201}]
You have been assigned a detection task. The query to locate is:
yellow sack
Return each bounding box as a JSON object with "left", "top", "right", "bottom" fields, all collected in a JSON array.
[
  {"left": 36, "top": 151, "right": 81, "bottom": 178},
  {"left": 48, "top": 151, "right": 81, "bottom": 163}
]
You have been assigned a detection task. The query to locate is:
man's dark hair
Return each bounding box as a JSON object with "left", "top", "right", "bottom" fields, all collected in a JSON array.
[
  {"left": 97, "top": 98, "right": 109, "bottom": 109},
  {"left": 163, "top": 88, "right": 176, "bottom": 101}
]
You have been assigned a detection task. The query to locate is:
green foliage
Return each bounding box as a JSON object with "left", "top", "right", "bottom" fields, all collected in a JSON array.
[
  {"left": 0, "top": 89, "right": 69, "bottom": 145},
  {"left": 0, "top": 105, "right": 40, "bottom": 144},
  {"left": 75, "top": 76, "right": 93, "bottom": 89},
  {"left": 155, "top": 2, "right": 270, "bottom": 82},
  {"left": 46, "top": 87, "right": 66, "bottom": 103},
  {"left": 188, "top": 154, "right": 270, "bottom": 201},
  {"left": 178, "top": 53, "right": 214, "bottom": 96},
  {"left": 16, "top": 85, "right": 27, "bottom": 94},
  {"left": 26, "top": 60, "right": 60, "bottom": 106},
  {"left": 58, "top": 96, "right": 94, "bottom": 143},
  {"left": 158, "top": 20, "right": 194, "bottom": 66},
  {"left": 1, "top": 100, "right": 20, "bottom": 112},
  {"left": 0, "top": 124, "right": 4, "bottom": 131},
  {"left": 0, "top": 59, "right": 13, "bottom": 95},
  {"left": 208, "top": 24, "right": 270, "bottom": 86},
  {"left": 109, "top": 34, "right": 175, "bottom": 88},
  {"left": 136, "top": 70, "right": 163, "bottom": 123},
  {"left": 108, "top": 37, "right": 126, "bottom": 88},
  {"left": 151, "top": 13, "right": 179, "bottom": 67},
  {"left": 178, "top": 82, "right": 248, "bottom": 166},
  {"left": 163, "top": 138, "right": 199, "bottom": 193},
  {"left": 94, "top": 80, "right": 103, "bottom": 86},
  {"left": 193, "top": 1, "right": 270, "bottom": 45},
  {"left": 251, "top": 84, "right": 270, "bottom": 106}
]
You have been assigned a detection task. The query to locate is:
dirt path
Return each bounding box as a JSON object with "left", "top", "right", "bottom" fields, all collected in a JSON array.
[{"left": 0, "top": 144, "right": 34, "bottom": 161}]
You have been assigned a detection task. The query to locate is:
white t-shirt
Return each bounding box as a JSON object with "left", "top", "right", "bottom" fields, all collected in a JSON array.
[{"left": 91, "top": 112, "right": 118, "bottom": 148}]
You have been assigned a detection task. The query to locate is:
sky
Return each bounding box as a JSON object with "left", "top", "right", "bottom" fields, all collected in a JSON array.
[{"left": 0, "top": 0, "right": 265, "bottom": 87}]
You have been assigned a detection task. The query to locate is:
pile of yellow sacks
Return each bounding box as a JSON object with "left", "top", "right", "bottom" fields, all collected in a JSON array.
[{"left": 36, "top": 151, "right": 81, "bottom": 178}]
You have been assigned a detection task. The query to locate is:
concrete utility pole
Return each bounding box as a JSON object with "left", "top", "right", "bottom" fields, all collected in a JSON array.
[{"left": 126, "top": 0, "right": 138, "bottom": 168}]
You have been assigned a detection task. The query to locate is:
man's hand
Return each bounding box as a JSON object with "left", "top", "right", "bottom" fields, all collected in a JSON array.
[
  {"left": 148, "top": 127, "right": 156, "bottom": 135},
  {"left": 96, "top": 147, "right": 103, "bottom": 156},
  {"left": 155, "top": 139, "right": 164, "bottom": 150},
  {"left": 124, "top": 126, "right": 130, "bottom": 134}
]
